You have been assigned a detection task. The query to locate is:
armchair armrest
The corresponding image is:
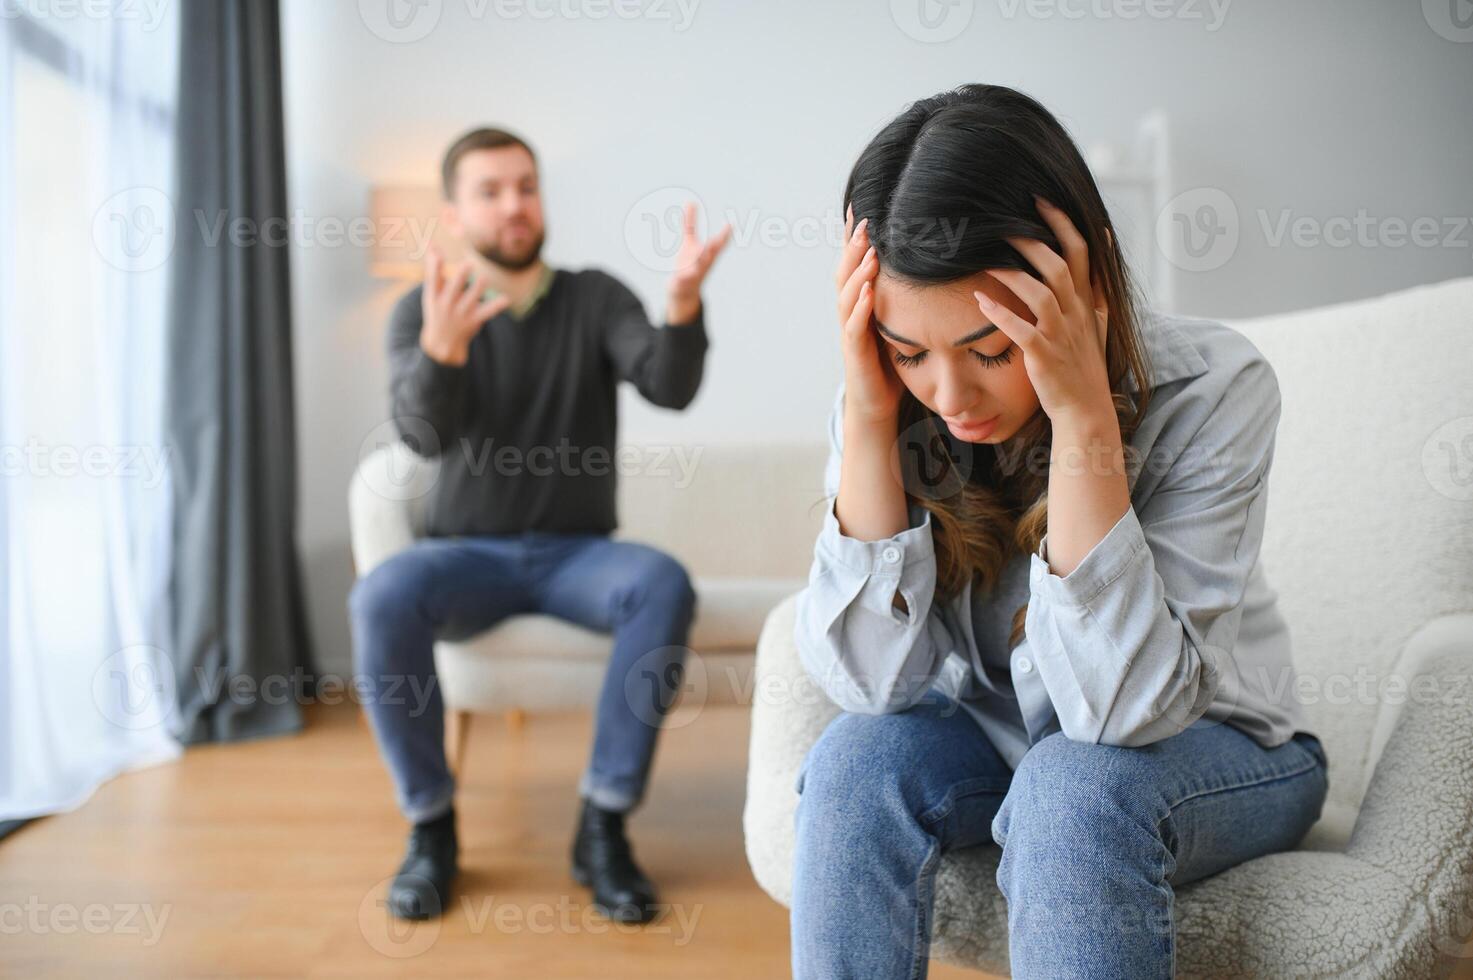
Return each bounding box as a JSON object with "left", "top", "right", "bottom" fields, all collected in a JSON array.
[
  {"left": 347, "top": 443, "right": 440, "bottom": 576},
  {"left": 1344, "top": 613, "right": 1473, "bottom": 969},
  {"left": 743, "top": 590, "right": 843, "bottom": 906}
]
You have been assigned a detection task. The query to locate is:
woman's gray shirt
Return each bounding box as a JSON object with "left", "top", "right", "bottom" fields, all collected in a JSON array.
[{"left": 793, "top": 311, "right": 1312, "bottom": 769}]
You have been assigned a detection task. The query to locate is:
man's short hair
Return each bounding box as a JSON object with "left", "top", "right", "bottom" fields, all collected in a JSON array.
[{"left": 440, "top": 127, "right": 537, "bottom": 199}]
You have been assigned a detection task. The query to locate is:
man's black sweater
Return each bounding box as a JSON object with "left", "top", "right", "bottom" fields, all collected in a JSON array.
[{"left": 385, "top": 266, "right": 708, "bottom": 537}]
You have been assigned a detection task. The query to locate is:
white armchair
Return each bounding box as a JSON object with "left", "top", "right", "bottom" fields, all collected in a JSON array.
[{"left": 743, "top": 277, "right": 1473, "bottom": 978}]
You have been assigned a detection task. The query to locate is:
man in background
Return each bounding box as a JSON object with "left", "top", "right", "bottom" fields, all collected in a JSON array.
[{"left": 349, "top": 126, "right": 730, "bottom": 923}]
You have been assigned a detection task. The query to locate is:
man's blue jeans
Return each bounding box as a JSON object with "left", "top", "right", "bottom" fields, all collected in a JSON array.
[
  {"left": 347, "top": 530, "right": 697, "bottom": 823},
  {"left": 791, "top": 690, "right": 1329, "bottom": 979}
]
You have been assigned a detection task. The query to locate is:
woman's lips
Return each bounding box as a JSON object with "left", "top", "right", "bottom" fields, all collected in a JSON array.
[{"left": 945, "top": 414, "right": 1000, "bottom": 438}]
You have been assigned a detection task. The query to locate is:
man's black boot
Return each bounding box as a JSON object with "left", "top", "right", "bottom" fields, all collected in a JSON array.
[
  {"left": 570, "top": 797, "right": 659, "bottom": 923},
  {"left": 387, "top": 806, "right": 458, "bottom": 920}
]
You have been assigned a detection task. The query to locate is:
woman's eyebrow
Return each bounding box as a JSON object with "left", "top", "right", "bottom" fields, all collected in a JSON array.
[{"left": 875, "top": 320, "right": 999, "bottom": 348}]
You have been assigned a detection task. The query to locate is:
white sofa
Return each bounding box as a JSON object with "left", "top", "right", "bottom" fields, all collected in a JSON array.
[
  {"left": 348, "top": 441, "right": 826, "bottom": 724},
  {"left": 744, "top": 277, "right": 1473, "bottom": 978}
]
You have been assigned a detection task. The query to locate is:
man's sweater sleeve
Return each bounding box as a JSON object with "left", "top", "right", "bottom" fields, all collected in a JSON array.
[
  {"left": 598, "top": 271, "right": 709, "bottom": 410},
  {"left": 386, "top": 286, "right": 469, "bottom": 458}
]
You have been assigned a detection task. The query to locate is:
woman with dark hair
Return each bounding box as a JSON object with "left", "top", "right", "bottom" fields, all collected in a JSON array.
[{"left": 790, "top": 83, "right": 1328, "bottom": 978}]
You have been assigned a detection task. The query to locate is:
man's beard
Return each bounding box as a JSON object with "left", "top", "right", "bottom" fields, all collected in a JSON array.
[{"left": 471, "top": 228, "right": 545, "bottom": 272}]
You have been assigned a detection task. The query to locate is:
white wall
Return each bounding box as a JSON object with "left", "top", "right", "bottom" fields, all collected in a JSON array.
[{"left": 283, "top": 0, "right": 1473, "bottom": 672}]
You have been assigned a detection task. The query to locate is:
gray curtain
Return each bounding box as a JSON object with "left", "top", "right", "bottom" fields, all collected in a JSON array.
[{"left": 166, "top": 0, "right": 312, "bottom": 743}]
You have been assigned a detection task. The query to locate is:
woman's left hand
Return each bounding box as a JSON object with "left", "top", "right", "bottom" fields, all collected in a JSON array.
[{"left": 973, "top": 197, "right": 1113, "bottom": 426}]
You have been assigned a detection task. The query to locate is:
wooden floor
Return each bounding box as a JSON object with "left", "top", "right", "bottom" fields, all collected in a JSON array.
[
  {"left": 0, "top": 702, "right": 984, "bottom": 979},
  {"left": 9, "top": 704, "right": 1471, "bottom": 979}
]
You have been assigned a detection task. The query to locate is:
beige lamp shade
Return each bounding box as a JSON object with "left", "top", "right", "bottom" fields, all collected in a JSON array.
[{"left": 367, "top": 185, "right": 464, "bottom": 279}]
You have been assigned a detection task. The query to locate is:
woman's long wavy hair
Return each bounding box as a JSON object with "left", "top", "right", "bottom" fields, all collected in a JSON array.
[{"left": 842, "top": 83, "right": 1155, "bottom": 651}]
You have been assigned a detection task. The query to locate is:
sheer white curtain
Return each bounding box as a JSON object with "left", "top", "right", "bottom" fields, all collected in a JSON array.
[{"left": 1, "top": 1, "right": 183, "bottom": 819}]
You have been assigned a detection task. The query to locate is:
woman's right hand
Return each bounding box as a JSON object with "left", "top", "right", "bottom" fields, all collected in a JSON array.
[{"left": 836, "top": 207, "right": 905, "bottom": 425}]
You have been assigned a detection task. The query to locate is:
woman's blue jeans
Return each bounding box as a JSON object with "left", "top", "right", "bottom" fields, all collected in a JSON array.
[
  {"left": 791, "top": 690, "right": 1329, "bottom": 979},
  {"left": 347, "top": 530, "right": 697, "bottom": 823}
]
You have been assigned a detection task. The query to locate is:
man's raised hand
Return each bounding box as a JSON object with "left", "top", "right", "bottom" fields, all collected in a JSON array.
[
  {"left": 419, "top": 247, "right": 512, "bottom": 366},
  {"left": 666, "top": 201, "right": 732, "bottom": 326}
]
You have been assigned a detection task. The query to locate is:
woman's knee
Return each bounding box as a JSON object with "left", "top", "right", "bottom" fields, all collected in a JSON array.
[
  {"left": 796, "top": 709, "right": 938, "bottom": 822},
  {"left": 992, "top": 733, "right": 1161, "bottom": 849}
]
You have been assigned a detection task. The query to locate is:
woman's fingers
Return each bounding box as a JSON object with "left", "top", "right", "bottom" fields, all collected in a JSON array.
[
  {"left": 837, "top": 244, "right": 877, "bottom": 324},
  {"left": 974, "top": 289, "right": 1041, "bottom": 350},
  {"left": 985, "top": 266, "right": 1061, "bottom": 330},
  {"left": 843, "top": 279, "right": 876, "bottom": 348},
  {"left": 833, "top": 217, "right": 869, "bottom": 291},
  {"left": 1007, "top": 236, "right": 1076, "bottom": 317},
  {"left": 1034, "top": 196, "right": 1092, "bottom": 304},
  {"left": 1091, "top": 271, "right": 1110, "bottom": 349}
]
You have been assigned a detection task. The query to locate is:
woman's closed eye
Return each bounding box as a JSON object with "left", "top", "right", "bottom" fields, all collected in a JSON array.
[{"left": 890, "top": 346, "right": 1015, "bottom": 369}]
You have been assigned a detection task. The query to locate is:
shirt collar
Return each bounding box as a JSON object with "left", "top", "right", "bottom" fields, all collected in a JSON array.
[
  {"left": 1127, "top": 311, "right": 1210, "bottom": 393},
  {"left": 509, "top": 264, "right": 557, "bottom": 320}
]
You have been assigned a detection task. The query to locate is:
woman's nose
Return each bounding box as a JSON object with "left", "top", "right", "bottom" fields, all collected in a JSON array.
[{"left": 932, "top": 370, "right": 980, "bottom": 419}]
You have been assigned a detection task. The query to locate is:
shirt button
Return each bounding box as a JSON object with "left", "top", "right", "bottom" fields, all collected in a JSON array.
[
  {"left": 1017, "top": 656, "right": 1034, "bottom": 674},
  {"left": 882, "top": 546, "right": 902, "bottom": 564}
]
